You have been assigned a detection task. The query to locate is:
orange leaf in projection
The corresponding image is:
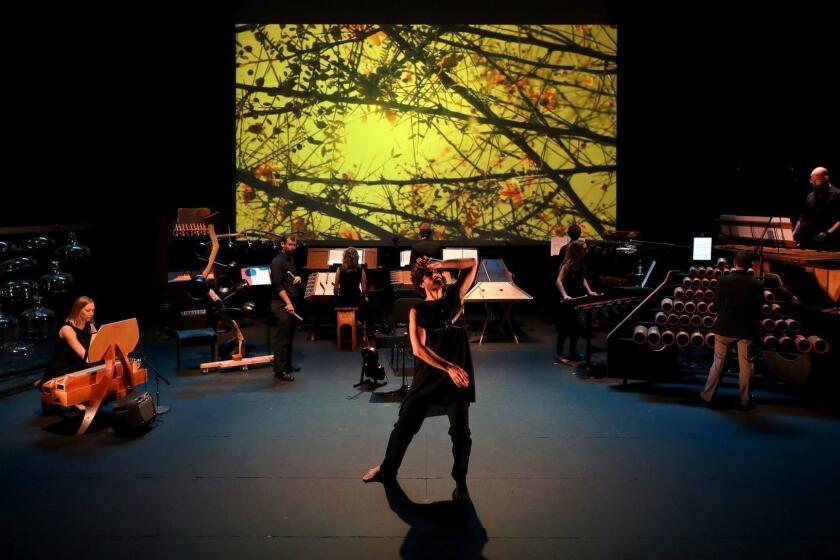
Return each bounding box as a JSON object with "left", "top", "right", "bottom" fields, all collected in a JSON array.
[
  {"left": 500, "top": 181, "right": 524, "bottom": 208},
  {"left": 340, "top": 229, "right": 361, "bottom": 240},
  {"left": 402, "top": 70, "right": 414, "bottom": 84},
  {"left": 368, "top": 31, "right": 386, "bottom": 46},
  {"left": 459, "top": 206, "right": 481, "bottom": 238},
  {"left": 239, "top": 183, "right": 256, "bottom": 203},
  {"left": 254, "top": 162, "right": 276, "bottom": 184},
  {"left": 291, "top": 217, "right": 309, "bottom": 235},
  {"left": 385, "top": 111, "right": 398, "bottom": 125},
  {"left": 551, "top": 224, "right": 567, "bottom": 237},
  {"left": 600, "top": 184, "right": 609, "bottom": 192},
  {"left": 539, "top": 90, "right": 556, "bottom": 109},
  {"left": 489, "top": 71, "right": 507, "bottom": 85},
  {"left": 436, "top": 54, "right": 462, "bottom": 73},
  {"left": 433, "top": 226, "right": 446, "bottom": 240},
  {"left": 519, "top": 153, "right": 537, "bottom": 168},
  {"left": 539, "top": 211, "right": 550, "bottom": 222}
]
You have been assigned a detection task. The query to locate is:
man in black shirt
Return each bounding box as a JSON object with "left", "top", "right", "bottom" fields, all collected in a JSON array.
[
  {"left": 700, "top": 250, "right": 764, "bottom": 410},
  {"left": 269, "top": 234, "right": 301, "bottom": 381},
  {"left": 793, "top": 167, "right": 840, "bottom": 249}
]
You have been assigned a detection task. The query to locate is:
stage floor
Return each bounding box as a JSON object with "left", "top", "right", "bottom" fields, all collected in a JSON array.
[{"left": 2, "top": 317, "right": 839, "bottom": 559}]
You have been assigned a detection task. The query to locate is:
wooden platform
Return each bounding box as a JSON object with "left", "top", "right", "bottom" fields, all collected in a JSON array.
[{"left": 200, "top": 354, "right": 274, "bottom": 373}]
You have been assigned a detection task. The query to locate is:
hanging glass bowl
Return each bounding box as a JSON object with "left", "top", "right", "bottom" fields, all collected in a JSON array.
[
  {"left": 1, "top": 340, "right": 34, "bottom": 360},
  {"left": 55, "top": 232, "right": 91, "bottom": 263},
  {"left": 39, "top": 261, "right": 74, "bottom": 294},
  {"left": 0, "top": 256, "right": 38, "bottom": 276},
  {"left": 18, "top": 295, "right": 56, "bottom": 340},
  {"left": 0, "top": 240, "right": 16, "bottom": 254},
  {"left": 0, "top": 279, "right": 37, "bottom": 305},
  {"left": 18, "top": 236, "right": 54, "bottom": 252},
  {"left": 0, "top": 303, "right": 17, "bottom": 341}
]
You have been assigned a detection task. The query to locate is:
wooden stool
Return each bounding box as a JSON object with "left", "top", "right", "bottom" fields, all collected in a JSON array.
[{"left": 335, "top": 307, "right": 357, "bottom": 350}]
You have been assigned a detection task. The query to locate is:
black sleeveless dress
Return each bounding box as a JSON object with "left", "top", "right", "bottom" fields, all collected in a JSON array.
[
  {"left": 409, "top": 284, "right": 475, "bottom": 403},
  {"left": 335, "top": 267, "right": 363, "bottom": 308},
  {"left": 44, "top": 321, "right": 92, "bottom": 380},
  {"left": 560, "top": 263, "right": 587, "bottom": 298}
]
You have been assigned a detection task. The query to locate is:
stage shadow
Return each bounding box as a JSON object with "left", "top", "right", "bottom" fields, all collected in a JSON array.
[{"left": 383, "top": 480, "right": 488, "bottom": 560}]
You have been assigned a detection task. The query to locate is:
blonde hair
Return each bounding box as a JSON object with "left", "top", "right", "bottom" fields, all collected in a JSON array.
[
  {"left": 66, "top": 296, "right": 94, "bottom": 324},
  {"left": 342, "top": 247, "right": 360, "bottom": 272}
]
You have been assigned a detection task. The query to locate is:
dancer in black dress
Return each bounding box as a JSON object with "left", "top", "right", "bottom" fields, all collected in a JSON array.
[{"left": 363, "top": 255, "right": 478, "bottom": 500}]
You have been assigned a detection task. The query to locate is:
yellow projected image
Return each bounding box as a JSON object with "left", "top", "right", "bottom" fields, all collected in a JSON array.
[{"left": 235, "top": 24, "right": 616, "bottom": 241}]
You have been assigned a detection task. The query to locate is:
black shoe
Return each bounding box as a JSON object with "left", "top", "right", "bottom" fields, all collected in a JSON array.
[
  {"left": 567, "top": 353, "right": 583, "bottom": 362},
  {"left": 737, "top": 400, "right": 756, "bottom": 411},
  {"left": 274, "top": 372, "right": 295, "bottom": 381},
  {"left": 452, "top": 486, "right": 470, "bottom": 501},
  {"left": 287, "top": 365, "right": 301, "bottom": 373}
]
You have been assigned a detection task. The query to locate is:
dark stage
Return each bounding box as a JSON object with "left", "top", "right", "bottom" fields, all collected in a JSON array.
[
  {"left": 3, "top": 3, "right": 840, "bottom": 559},
  {"left": 2, "top": 316, "right": 839, "bottom": 559}
]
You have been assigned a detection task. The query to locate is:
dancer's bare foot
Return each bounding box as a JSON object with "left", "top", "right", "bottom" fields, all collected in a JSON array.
[
  {"left": 362, "top": 466, "right": 381, "bottom": 482},
  {"left": 362, "top": 465, "right": 394, "bottom": 483}
]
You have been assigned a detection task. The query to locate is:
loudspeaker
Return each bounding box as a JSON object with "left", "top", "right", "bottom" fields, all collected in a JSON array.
[{"left": 112, "top": 391, "right": 156, "bottom": 434}]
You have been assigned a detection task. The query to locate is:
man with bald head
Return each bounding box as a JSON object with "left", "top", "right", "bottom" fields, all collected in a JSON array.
[{"left": 793, "top": 167, "right": 840, "bottom": 249}]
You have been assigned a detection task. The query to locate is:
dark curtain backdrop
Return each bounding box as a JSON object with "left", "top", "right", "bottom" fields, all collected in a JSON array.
[{"left": 4, "top": 2, "right": 835, "bottom": 322}]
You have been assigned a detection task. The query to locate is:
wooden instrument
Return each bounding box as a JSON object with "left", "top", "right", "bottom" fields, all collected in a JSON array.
[
  {"left": 196, "top": 218, "right": 274, "bottom": 372},
  {"left": 716, "top": 243, "right": 840, "bottom": 301},
  {"left": 304, "top": 271, "right": 336, "bottom": 300},
  {"left": 390, "top": 270, "right": 413, "bottom": 291},
  {"left": 39, "top": 318, "right": 148, "bottom": 434},
  {"left": 608, "top": 267, "right": 836, "bottom": 387}
]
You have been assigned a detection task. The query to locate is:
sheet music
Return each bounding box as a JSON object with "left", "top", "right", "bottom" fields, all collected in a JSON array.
[
  {"left": 550, "top": 236, "right": 569, "bottom": 256},
  {"left": 442, "top": 248, "right": 479, "bottom": 261},
  {"left": 399, "top": 250, "right": 411, "bottom": 267},
  {"left": 328, "top": 249, "right": 365, "bottom": 265}
]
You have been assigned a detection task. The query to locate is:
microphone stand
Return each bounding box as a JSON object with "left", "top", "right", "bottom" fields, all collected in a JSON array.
[
  {"left": 751, "top": 214, "right": 777, "bottom": 279},
  {"left": 140, "top": 355, "right": 172, "bottom": 414}
]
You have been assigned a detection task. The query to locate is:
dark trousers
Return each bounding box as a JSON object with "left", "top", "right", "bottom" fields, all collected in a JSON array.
[
  {"left": 556, "top": 302, "right": 581, "bottom": 356},
  {"left": 271, "top": 300, "right": 296, "bottom": 373},
  {"left": 380, "top": 393, "right": 471, "bottom": 487}
]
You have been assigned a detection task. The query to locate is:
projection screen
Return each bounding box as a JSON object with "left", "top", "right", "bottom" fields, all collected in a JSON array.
[{"left": 235, "top": 24, "right": 616, "bottom": 242}]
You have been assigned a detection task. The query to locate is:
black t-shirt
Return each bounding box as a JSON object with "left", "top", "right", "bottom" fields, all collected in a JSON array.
[
  {"left": 409, "top": 284, "right": 475, "bottom": 403},
  {"left": 270, "top": 251, "right": 299, "bottom": 300},
  {"left": 798, "top": 183, "right": 840, "bottom": 241}
]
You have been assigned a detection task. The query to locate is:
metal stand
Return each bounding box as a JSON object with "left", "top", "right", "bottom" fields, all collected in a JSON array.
[
  {"left": 140, "top": 355, "right": 171, "bottom": 414},
  {"left": 377, "top": 341, "right": 409, "bottom": 398}
]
